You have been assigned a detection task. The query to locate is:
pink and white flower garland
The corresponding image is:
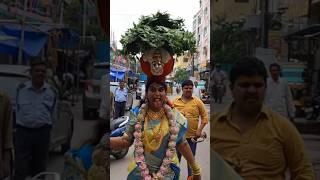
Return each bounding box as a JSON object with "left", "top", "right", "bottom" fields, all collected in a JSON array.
[{"left": 133, "top": 103, "right": 179, "bottom": 180}]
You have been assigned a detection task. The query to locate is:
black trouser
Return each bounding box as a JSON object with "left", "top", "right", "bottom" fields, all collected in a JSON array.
[
  {"left": 14, "top": 125, "right": 51, "bottom": 180},
  {"left": 114, "top": 101, "right": 126, "bottom": 119}
]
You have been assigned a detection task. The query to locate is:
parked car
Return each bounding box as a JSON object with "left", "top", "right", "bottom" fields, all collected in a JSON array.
[
  {"left": 110, "top": 81, "right": 133, "bottom": 111},
  {"left": 0, "top": 65, "right": 74, "bottom": 153},
  {"left": 82, "top": 62, "right": 108, "bottom": 119}
]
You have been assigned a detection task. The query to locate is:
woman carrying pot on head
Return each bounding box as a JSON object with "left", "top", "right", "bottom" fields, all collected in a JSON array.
[
  {"left": 111, "top": 47, "right": 201, "bottom": 180},
  {"left": 110, "top": 77, "right": 201, "bottom": 180}
]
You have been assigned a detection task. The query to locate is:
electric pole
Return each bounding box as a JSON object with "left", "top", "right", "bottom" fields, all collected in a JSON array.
[{"left": 261, "top": 0, "right": 269, "bottom": 48}]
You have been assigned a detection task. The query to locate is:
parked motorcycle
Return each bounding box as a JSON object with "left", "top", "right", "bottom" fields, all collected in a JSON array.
[
  {"left": 307, "top": 96, "right": 320, "bottom": 120},
  {"left": 110, "top": 116, "right": 129, "bottom": 159}
]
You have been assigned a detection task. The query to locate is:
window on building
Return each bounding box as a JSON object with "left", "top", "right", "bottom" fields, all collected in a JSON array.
[
  {"left": 183, "top": 57, "right": 189, "bottom": 63},
  {"left": 204, "top": 7, "right": 208, "bottom": 15},
  {"left": 203, "top": 47, "right": 207, "bottom": 56},
  {"left": 235, "top": 0, "right": 249, "bottom": 2},
  {"left": 198, "top": 35, "right": 201, "bottom": 45},
  {"left": 197, "top": 27, "right": 200, "bottom": 34},
  {"left": 198, "top": 16, "right": 201, "bottom": 25},
  {"left": 199, "top": 0, "right": 202, "bottom": 7},
  {"left": 204, "top": 27, "right": 207, "bottom": 37}
]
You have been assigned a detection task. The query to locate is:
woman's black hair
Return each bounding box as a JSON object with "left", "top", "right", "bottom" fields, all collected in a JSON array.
[{"left": 145, "top": 78, "right": 167, "bottom": 93}]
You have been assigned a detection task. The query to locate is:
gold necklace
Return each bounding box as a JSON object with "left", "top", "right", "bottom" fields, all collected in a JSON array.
[
  {"left": 147, "top": 109, "right": 165, "bottom": 120},
  {"left": 144, "top": 108, "right": 168, "bottom": 152}
]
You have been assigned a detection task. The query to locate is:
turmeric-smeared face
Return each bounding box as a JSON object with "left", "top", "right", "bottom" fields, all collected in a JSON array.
[
  {"left": 147, "top": 82, "right": 166, "bottom": 111},
  {"left": 150, "top": 52, "right": 164, "bottom": 76}
]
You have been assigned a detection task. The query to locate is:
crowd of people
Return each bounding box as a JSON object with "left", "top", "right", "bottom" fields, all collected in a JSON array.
[{"left": 0, "top": 55, "right": 317, "bottom": 180}]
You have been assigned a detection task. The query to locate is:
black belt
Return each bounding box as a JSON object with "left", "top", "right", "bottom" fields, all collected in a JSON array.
[
  {"left": 16, "top": 124, "right": 52, "bottom": 131},
  {"left": 115, "top": 101, "right": 126, "bottom": 103}
]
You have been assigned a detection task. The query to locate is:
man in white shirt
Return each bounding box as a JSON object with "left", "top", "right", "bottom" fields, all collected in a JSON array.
[
  {"left": 113, "top": 81, "right": 128, "bottom": 119},
  {"left": 212, "top": 64, "right": 227, "bottom": 103},
  {"left": 193, "top": 81, "right": 201, "bottom": 99},
  {"left": 265, "top": 63, "right": 296, "bottom": 121}
]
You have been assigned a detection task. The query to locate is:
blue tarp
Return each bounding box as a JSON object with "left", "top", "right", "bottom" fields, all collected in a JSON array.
[
  {"left": 139, "top": 73, "right": 147, "bottom": 81},
  {"left": 0, "top": 24, "right": 48, "bottom": 57},
  {"left": 0, "top": 24, "right": 80, "bottom": 58},
  {"left": 96, "top": 40, "right": 109, "bottom": 63},
  {"left": 58, "top": 28, "right": 80, "bottom": 49},
  {"left": 110, "top": 67, "right": 126, "bottom": 80},
  {"left": 128, "top": 70, "right": 135, "bottom": 77}
]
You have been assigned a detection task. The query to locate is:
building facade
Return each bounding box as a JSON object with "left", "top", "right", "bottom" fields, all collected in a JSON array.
[
  {"left": 173, "top": 52, "right": 192, "bottom": 73},
  {"left": 212, "top": 0, "right": 257, "bottom": 22},
  {"left": 193, "top": 0, "right": 210, "bottom": 78}
]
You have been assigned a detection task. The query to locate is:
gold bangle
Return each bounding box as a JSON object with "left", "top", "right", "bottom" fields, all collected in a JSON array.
[{"left": 190, "top": 162, "right": 201, "bottom": 176}]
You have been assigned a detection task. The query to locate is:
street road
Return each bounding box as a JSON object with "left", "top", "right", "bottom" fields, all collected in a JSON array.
[{"left": 46, "top": 95, "right": 99, "bottom": 176}]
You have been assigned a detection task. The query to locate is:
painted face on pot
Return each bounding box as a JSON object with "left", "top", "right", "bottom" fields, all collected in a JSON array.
[
  {"left": 150, "top": 53, "right": 164, "bottom": 76},
  {"left": 146, "top": 82, "right": 166, "bottom": 111}
]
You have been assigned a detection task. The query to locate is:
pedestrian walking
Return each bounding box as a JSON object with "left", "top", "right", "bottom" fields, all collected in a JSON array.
[
  {"left": 0, "top": 92, "right": 13, "bottom": 179},
  {"left": 193, "top": 81, "right": 201, "bottom": 99},
  {"left": 173, "top": 79, "right": 208, "bottom": 179},
  {"left": 212, "top": 64, "right": 227, "bottom": 103},
  {"left": 265, "top": 63, "right": 296, "bottom": 121},
  {"left": 113, "top": 80, "right": 128, "bottom": 119},
  {"left": 14, "top": 59, "right": 57, "bottom": 180},
  {"left": 211, "top": 56, "right": 315, "bottom": 179}
]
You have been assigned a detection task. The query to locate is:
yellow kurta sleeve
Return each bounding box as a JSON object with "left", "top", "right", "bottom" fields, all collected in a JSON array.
[
  {"left": 196, "top": 98, "right": 208, "bottom": 125},
  {"left": 283, "top": 121, "right": 315, "bottom": 179}
]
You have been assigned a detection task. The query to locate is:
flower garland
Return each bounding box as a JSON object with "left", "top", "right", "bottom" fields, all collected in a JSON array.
[{"left": 133, "top": 103, "right": 179, "bottom": 180}]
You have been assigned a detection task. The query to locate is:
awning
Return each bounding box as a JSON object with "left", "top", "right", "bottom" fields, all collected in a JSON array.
[
  {"left": 285, "top": 24, "right": 320, "bottom": 39},
  {"left": 110, "top": 67, "right": 126, "bottom": 80},
  {"left": 58, "top": 28, "right": 80, "bottom": 49},
  {"left": 0, "top": 24, "right": 48, "bottom": 57},
  {"left": 0, "top": 24, "right": 80, "bottom": 58}
]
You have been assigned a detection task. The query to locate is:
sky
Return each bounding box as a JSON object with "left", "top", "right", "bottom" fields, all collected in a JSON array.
[{"left": 110, "top": 0, "right": 200, "bottom": 49}]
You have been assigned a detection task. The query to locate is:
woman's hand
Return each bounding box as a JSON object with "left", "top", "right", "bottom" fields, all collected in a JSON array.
[{"left": 110, "top": 136, "right": 131, "bottom": 150}]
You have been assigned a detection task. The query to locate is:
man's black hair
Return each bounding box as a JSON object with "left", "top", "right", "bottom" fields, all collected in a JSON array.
[
  {"left": 229, "top": 56, "right": 267, "bottom": 87},
  {"left": 269, "top": 63, "right": 281, "bottom": 71},
  {"left": 182, "top": 80, "right": 193, "bottom": 88}
]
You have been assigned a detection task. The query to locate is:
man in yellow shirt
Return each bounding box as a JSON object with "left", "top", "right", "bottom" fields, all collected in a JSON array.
[
  {"left": 211, "top": 56, "right": 315, "bottom": 180},
  {"left": 173, "top": 79, "right": 208, "bottom": 178}
]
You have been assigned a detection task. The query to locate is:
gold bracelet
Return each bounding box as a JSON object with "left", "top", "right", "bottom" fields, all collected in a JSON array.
[{"left": 190, "top": 162, "right": 201, "bottom": 176}]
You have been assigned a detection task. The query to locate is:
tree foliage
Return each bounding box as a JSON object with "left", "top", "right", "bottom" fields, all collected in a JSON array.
[
  {"left": 63, "top": 1, "right": 82, "bottom": 32},
  {"left": 120, "top": 12, "right": 196, "bottom": 56},
  {"left": 212, "top": 16, "right": 249, "bottom": 64},
  {"left": 174, "top": 68, "right": 189, "bottom": 84},
  {"left": 63, "top": 1, "right": 104, "bottom": 39}
]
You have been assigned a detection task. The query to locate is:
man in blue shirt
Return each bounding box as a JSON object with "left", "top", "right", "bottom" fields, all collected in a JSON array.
[
  {"left": 113, "top": 81, "right": 128, "bottom": 119},
  {"left": 14, "top": 59, "right": 57, "bottom": 180}
]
